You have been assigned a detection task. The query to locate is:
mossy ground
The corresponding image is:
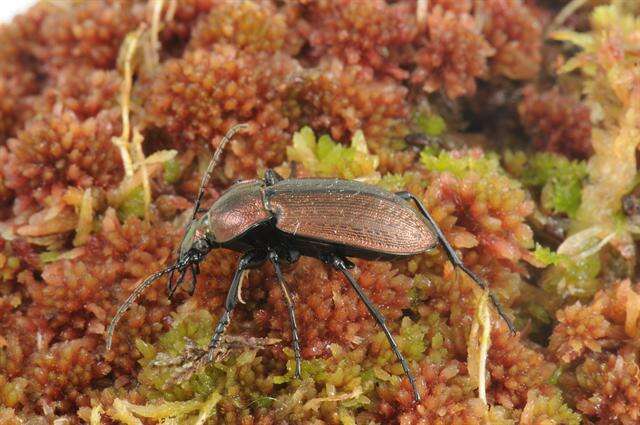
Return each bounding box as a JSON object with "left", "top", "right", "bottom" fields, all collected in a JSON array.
[{"left": 1, "top": 1, "right": 640, "bottom": 424}]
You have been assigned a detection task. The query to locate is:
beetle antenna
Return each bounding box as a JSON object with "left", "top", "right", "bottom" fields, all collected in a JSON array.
[
  {"left": 106, "top": 263, "right": 181, "bottom": 350},
  {"left": 191, "top": 123, "right": 249, "bottom": 222}
]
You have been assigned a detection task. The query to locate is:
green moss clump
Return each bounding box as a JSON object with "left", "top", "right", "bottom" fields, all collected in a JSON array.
[
  {"left": 532, "top": 244, "right": 564, "bottom": 267},
  {"left": 541, "top": 254, "right": 601, "bottom": 301},
  {"left": 163, "top": 158, "right": 181, "bottom": 184},
  {"left": 420, "top": 149, "right": 502, "bottom": 179},
  {"left": 506, "top": 151, "right": 587, "bottom": 218},
  {"left": 414, "top": 112, "right": 447, "bottom": 137},
  {"left": 520, "top": 390, "right": 581, "bottom": 424},
  {"left": 128, "top": 308, "right": 437, "bottom": 423},
  {"left": 286, "top": 126, "right": 379, "bottom": 180},
  {"left": 0, "top": 376, "right": 28, "bottom": 408},
  {"left": 117, "top": 186, "right": 146, "bottom": 220}
]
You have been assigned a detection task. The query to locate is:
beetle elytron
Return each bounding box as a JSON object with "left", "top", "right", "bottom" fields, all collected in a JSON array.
[{"left": 106, "top": 123, "right": 514, "bottom": 402}]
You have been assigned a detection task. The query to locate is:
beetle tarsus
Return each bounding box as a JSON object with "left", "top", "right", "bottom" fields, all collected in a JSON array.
[
  {"left": 269, "top": 250, "right": 302, "bottom": 379},
  {"left": 327, "top": 254, "right": 421, "bottom": 403},
  {"left": 395, "top": 191, "right": 517, "bottom": 335}
]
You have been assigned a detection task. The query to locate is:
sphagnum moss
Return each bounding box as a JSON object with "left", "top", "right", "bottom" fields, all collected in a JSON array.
[{"left": 3, "top": 1, "right": 638, "bottom": 424}]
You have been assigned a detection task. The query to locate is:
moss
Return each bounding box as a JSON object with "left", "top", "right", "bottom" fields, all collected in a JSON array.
[
  {"left": 286, "top": 126, "right": 380, "bottom": 180},
  {"left": 162, "top": 158, "right": 181, "bottom": 184},
  {"left": 117, "top": 186, "right": 146, "bottom": 220},
  {"left": 415, "top": 112, "right": 447, "bottom": 137},
  {"left": 541, "top": 254, "right": 601, "bottom": 300},
  {"left": 532, "top": 244, "right": 563, "bottom": 267},
  {"left": 507, "top": 151, "right": 587, "bottom": 218},
  {"left": 553, "top": 4, "right": 640, "bottom": 238},
  {"left": 420, "top": 149, "right": 502, "bottom": 179},
  {"left": 3, "top": 0, "right": 639, "bottom": 423},
  {"left": 520, "top": 390, "right": 581, "bottom": 424}
]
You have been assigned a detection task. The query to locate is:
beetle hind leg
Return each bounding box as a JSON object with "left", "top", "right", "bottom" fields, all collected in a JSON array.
[
  {"left": 395, "top": 191, "right": 516, "bottom": 334},
  {"left": 268, "top": 250, "right": 302, "bottom": 379},
  {"left": 326, "top": 254, "right": 421, "bottom": 403}
]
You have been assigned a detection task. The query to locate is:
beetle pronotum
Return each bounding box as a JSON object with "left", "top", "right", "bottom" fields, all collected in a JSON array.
[{"left": 106, "top": 123, "right": 515, "bottom": 403}]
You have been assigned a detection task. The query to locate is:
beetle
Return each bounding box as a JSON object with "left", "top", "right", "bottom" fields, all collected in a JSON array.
[{"left": 106, "top": 123, "right": 515, "bottom": 403}]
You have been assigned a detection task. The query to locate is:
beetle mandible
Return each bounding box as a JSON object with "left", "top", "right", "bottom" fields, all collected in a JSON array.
[{"left": 106, "top": 123, "right": 515, "bottom": 403}]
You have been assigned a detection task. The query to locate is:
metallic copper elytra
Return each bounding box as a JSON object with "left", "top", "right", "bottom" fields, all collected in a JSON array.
[{"left": 267, "top": 178, "right": 438, "bottom": 258}]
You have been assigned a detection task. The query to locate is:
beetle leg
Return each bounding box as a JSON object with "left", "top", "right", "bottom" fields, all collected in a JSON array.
[
  {"left": 236, "top": 269, "right": 248, "bottom": 304},
  {"left": 167, "top": 268, "right": 176, "bottom": 296},
  {"left": 285, "top": 248, "right": 300, "bottom": 264},
  {"left": 168, "top": 267, "right": 188, "bottom": 299},
  {"left": 264, "top": 168, "right": 284, "bottom": 186},
  {"left": 205, "top": 251, "right": 265, "bottom": 362},
  {"left": 395, "top": 191, "right": 516, "bottom": 334},
  {"left": 186, "top": 264, "right": 198, "bottom": 296},
  {"left": 268, "top": 250, "right": 302, "bottom": 379},
  {"left": 326, "top": 254, "right": 421, "bottom": 403}
]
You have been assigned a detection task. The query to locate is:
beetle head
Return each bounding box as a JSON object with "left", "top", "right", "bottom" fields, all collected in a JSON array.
[{"left": 178, "top": 215, "right": 213, "bottom": 265}]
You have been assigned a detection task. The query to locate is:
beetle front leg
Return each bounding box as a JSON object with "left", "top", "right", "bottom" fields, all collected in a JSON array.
[
  {"left": 325, "top": 254, "right": 421, "bottom": 403},
  {"left": 395, "top": 191, "right": 516, "bottom": 334},
  {"left": 268, "top": 250, "right": 302, "bottom": 379},
  {"left": 205, "top": 251, "right": 265, "bottom": 362}
]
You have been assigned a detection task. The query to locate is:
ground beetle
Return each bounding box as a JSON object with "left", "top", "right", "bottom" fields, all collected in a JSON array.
[{"left": 106, "top": 123, "right": 515, "bottom": 403}]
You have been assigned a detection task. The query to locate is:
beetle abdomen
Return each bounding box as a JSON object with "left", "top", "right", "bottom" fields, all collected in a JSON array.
[{"left": 266, "top": 179, "right": 437, "bottom": 256}]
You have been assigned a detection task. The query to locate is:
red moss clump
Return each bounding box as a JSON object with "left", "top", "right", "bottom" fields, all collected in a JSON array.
[
  {"left": 188, "top": 0, "right": 302, "bottom": 55},
  {"left": 549, "top": 280, "right": 636, "bottom": 365},
  {"left": 480, "top": 0, "right": 543, "bottom": 80},
  {"left": 0, "top": 313, "right": 46, "bottom": 380},
  {"left": 410, "top": 6, "right": 493, "bottom": 99},
  {"left": 27, "top": 337, "right": 109, "bottom": 412},
  {"left": 32, "top": 66, "right": 120, "bottom": 120},
  {"left": 159, "top": 0, "right": 217, "bottom": 44},
  {"left": 550, "top": 280, "right": 640, "bottom": 423},
  {"left": 142, "top": 45, "right": 300, "bottom": 178},
  {"left": 574, "top": 352, "right": 640, "bottom": 424},
  {"left": 0, "top": 24, "right": 41, "bottom": 143},
  {"left": 10, "top": 211, "right": 181, "bottom": 413},
  {"left": 549, "top": 298, "right": 611, "bottom": 364},
  {"left": 418, "top": 168, "right": 535, "bottom": 281},
  {"left": 377, "top": 266, "right": 557, "bottom": 419},
  {"left": 488, "top": 326, "right": 556, "bottom": 408},
  {"left": 261, "top": 258, "right": 412, "bottom": 359},
  {"left": 30, "top": 0, "right": 145, "bottom": 72},
  {"left": 290, "top": 58, "right": 410, "bottom": 149},
  {"left": 1, "top": 109, "right": 123, "bottom": 206},
  {"left": 300, "top": 0, "right": 416, "bottom": 78},
  {"left": 378, "top": 359, "right": 486, "bottom": 423},
  {"left": 518, "top": 86, "right": 593, "bottom": 159}
]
